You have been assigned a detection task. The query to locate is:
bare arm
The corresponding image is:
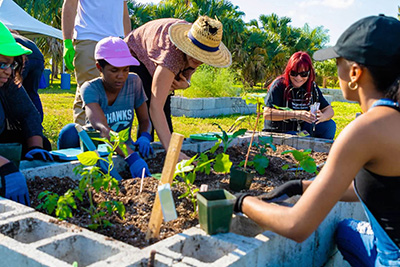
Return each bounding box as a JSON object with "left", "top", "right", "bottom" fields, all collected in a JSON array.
[
  {"left": 263, "top": 107, "right": 317, "bottom": 124},
  {"left": 61, "top": 0, "right": 78, "bottom": 40},
  {"left": 302, "top": 179, "right": 358, "bottom": 202},
  {"left": 316, "top": 105, "right": 334, "bottom": 124},
  {"left": 85, "top": 103, "right": 133, "bottom": 156},
  {"left": 123, "top": 1, "right": 131, "bottom": 37},
  {"left": 241, "top": 118, "right": 373, "bottom": 242},
  {"left": 135, "top": 102, "right": 152, "bottom": 136},
  {"left": 149, "top": 65, "right": 175, "bottom": 150},
  {"left": 26, "top": 135, "right": 44, "bottom": 148}
]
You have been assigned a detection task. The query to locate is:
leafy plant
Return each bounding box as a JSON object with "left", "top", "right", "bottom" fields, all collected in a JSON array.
[
  {"left": 240, "top": 135, "right": 276, "bottom": 175},
  {"left": 211, "top": 122, "right": 247, "bottom": 173},
  {"left": 281, "top": 148, "right": 318, "bottom": 176},
  {"left": 37, "top": 129, "right": 128, "bottom": 230},
  {"left": 173, "top": 153, "right": 214, "bottom": 213},
  {"left": 241, "top": 93, "right": 268, "bottom": 171}
]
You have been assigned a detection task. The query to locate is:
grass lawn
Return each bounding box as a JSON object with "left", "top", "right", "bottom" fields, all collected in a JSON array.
[{"left": 40, "top": 79, "right": 360, "bottom": 149}]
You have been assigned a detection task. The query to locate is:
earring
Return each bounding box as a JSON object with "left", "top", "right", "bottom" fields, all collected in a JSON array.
[{"left": 348, "top": 81, "right": 358, "bottom": 90}]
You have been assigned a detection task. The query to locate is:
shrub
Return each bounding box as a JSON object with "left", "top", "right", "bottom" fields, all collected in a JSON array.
[{"left": 175, "top": 65, "right": 240, "bottom": 98}]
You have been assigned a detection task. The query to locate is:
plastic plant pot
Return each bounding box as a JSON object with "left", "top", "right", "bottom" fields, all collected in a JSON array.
[
  {"left": 197, "top": 189, "right": 236, "bottom": 235},
  {"left": 80, "top": 130, "right": 101, "bottom": 152},
  {"left": 229, "top": 166, "right": 255, "bottom": 192},
  {"left": 0, "top": 143, "right": 22, "bottom": 168}
]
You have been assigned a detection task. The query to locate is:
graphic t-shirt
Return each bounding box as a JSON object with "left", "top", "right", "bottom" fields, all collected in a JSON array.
[
  {"left": 264, "top": 78, "right": 329, "bottom": 132},
  {"left": 81, "top": 73, "right": 147, "bottom": 140}
]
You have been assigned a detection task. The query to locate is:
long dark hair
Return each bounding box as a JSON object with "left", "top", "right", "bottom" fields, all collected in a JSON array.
[{"left": 365, "top": 65, "right": 400, "bottom": 102}]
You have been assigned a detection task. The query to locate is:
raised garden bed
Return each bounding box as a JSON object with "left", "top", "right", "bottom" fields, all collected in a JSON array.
[{"left": 28, "top": 142, "right": 328, "bottom": 249}]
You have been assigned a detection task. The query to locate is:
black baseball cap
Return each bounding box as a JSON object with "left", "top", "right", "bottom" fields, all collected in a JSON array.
[{"left": 313, "top": 15, "right": 400, "bottom": 69}]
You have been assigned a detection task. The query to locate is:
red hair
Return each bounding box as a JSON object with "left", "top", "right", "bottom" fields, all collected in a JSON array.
[{"left": 269, "top": 51, "right": 315, "bottom": 101}]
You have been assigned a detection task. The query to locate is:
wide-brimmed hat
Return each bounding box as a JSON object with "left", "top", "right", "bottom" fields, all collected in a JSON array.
[
  {"left": 95, "top": 36, "right": 139, "bottom": 67},
  {"left": 0, "top": 21, "right": 31, "bottom": 57},
  {"left": 169, "top": 16, "right": 232, "bottom": 68},
  {"left": 313, "top": 15, "right": 400, "bottom": 69}
]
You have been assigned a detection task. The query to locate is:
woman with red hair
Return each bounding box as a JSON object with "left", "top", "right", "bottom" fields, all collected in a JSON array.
[{"left": 263, "top": 51, "right": 336, "bottom": 139}]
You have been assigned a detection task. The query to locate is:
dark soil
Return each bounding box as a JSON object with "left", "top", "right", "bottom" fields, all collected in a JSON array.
[{"left": 27, "top": 143, "right": 328, "bottom": 249}]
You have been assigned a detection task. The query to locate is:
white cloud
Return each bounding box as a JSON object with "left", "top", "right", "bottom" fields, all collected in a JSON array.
[{"left": 299, "top": 0, "right": 355, "bottom": 9}]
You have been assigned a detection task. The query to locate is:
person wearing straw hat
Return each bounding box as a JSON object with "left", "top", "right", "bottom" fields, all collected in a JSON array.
[
  {"left": 234, "top": 15, "right": 400, "bottom": 266},
  {"left": 0, "top": 21, "right": 56, "bottom": 206},
  {"left": 125, "top": 16, "right": 232, "bottom": 160}
]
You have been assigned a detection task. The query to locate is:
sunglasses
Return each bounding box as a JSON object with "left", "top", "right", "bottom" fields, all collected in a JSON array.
[
  {"left": 289, "top": 70, "right": 310, "bottom": 78},
  {"left": 0, "top": 61, "right": 19, "bottom": 70}
]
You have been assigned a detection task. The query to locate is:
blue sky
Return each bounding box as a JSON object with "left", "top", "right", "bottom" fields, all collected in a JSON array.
[{"left": 134, "top": 0, "right": 398, "bottom": 45}]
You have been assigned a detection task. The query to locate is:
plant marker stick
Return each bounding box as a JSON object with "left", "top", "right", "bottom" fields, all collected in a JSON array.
[
  {"left": 146, "top": 133, "right": 184, "bottom": 240},
  {"left": 139, "top": 167, "right": 145, "bottom": 194},
  {"left": 75, "top": 124, "right": 123, "bottom": 181}
]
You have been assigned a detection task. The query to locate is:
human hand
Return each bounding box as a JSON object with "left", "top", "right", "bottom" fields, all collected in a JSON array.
[
  {"left": 171, "top": 73, "right": 190, "bottom": 91},
  {"left": 133, "top": 132, "right": 154, "bottom": 158},
  {"left": 178, "top": 151, "right": 191, "bottom": 162},
  {"left": 125, "top": 152, "right": 151, "bottom": 178},
  {"left": 296, "top": 111, "right": 317, "bottom": 124},
  {"left": 25, "top": 147, "right": 54, "bottom": 161},
  {"left": 315, "top": 110, "right": 327, "bottom": 124},
  {"left": 0, "top": 162, "right": 30, "bottom": 206},
  {"left": 259, "top": 180, "right": 303, "bottom": 202},
  {"left": 63, "top": 39, "right": 75, "bottom": 71},
  {"left": 233, "top": 193, "right": 251, "bottom": 213}
]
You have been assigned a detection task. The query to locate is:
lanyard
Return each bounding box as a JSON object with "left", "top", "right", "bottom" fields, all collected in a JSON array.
[{"left": 370, "top": 98, "right": 400, "bottom": 111}]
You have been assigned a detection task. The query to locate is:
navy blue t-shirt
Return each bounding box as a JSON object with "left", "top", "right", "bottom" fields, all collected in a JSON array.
[{"left": 264, "top": 78, "right": 329, "bottom": 132}]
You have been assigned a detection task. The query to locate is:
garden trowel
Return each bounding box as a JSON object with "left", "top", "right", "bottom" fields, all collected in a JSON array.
[{"left": 75, "top": 124, "right": 123, "bottom": 181}]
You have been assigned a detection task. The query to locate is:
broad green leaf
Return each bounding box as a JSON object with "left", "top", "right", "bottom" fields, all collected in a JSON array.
[
  {"left": 253, "top": 155, "right": 270, "bottom": 175},
  {"left": 210, "top": 140, "right": 221, "bottom": 153},
  {"left": 214, "top": 153, "right": 232, "bottom": 173},
  {"left": 232, "top": 128, "right": 247, "bottom": 139},
  {"left": 282, "top": 164, "right": 289, "bottom": 170},
  {"left": 118, "top": 128, "right": 130, "bottom": 143},
  {"left": 300, "top": 157, "right": 317, "bottom": 174},
  {"left": 77, "top": 151, "right": 100, "bottom": 166}
]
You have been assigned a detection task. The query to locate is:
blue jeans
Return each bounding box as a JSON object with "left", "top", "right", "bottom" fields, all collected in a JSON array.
[
  {"left": 57, "top": 123, "right": 80, "bottom": 149},
  {"left": 336, "top": 219, "right": 400, "bottom": 266},
  {"left": 302, "top": 119, "right": 336, "bottom": 140}
]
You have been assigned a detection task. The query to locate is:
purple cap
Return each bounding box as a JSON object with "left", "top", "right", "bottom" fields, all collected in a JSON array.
[{"left": 95, "top": 36, "right": 139, "bottom": 67}]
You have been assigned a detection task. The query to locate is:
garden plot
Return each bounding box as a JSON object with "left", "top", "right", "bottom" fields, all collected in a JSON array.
[{"left": 5, "top": 133, "right": 365, "bottom": 266}]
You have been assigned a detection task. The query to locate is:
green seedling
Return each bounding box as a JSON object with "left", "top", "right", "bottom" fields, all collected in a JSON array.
[
  {"left": 37, "top": 129, "right": 128, "bottom": 230},
  {"left": 211, "top": 123, "right": 246, "bottom": 173},
  {"left": 174, "top": 154, "right": 214, "bottom": 214},
  {"left": 240, "top": 135, "right": 276, "bottom": 175},
  {"left": 281, "top": 148, "right": 318, "bottom": 176}
]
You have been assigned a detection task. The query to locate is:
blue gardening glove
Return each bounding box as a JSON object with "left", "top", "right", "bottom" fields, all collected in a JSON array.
[
  {"left": 133, "top": 132, "right": 154, "bottom": 158},
  {"left": 25, "top": 147, "right": 54, "bottom": 162},
  {"left": 0, "top": 162, "right": 30, "bottom": 206},
  {"left": 125, "top": 152, "right": 151, "bottom": 178},
  {"left": 63, "top": 39, "right": 75, "bottom": 71}
]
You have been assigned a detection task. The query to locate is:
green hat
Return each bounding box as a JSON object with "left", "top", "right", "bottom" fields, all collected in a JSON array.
[{"left": 0, "top": 21, "right": 32, "bottom": 56}]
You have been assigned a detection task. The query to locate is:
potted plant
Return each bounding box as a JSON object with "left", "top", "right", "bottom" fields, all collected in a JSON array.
[
  {"left": 197, "top": 189, "right": 236, "bottom": 235},
  {"left": 229, "top": 93, "right": 267, "bottom": 191}
]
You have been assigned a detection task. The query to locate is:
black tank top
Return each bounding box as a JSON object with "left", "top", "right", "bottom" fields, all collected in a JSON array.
[{"left": 354, "top": 168, "right": 400, "bottom": 248}]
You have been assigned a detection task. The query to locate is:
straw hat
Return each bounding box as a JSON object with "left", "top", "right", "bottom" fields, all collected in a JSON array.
[{"left": 169, "top": 16, "right": 232, "bottom": 68}]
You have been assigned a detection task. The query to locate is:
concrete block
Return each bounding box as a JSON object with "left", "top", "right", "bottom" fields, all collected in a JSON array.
[
  {"left": 0, "top": 198, "right": 35, "bottom": 220},
  {"left": 180, "top": 98, "right": 204, "bottom": 111}
]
